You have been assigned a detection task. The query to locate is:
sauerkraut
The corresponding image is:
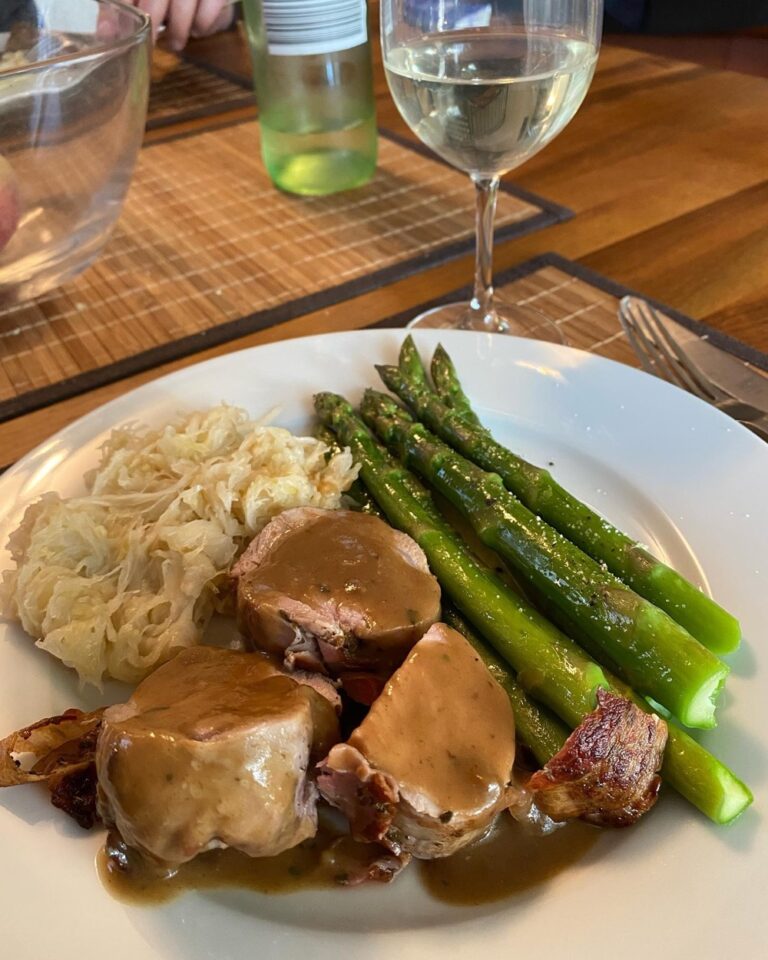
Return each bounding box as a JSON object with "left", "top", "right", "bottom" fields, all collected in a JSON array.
[{"left": 1, "top": 405, "right": 358, "bottom": 686}]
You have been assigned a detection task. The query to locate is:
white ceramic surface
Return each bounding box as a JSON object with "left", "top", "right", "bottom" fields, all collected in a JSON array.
[{"left": 1, "top": 330, "right": 765, "bottom": 960}]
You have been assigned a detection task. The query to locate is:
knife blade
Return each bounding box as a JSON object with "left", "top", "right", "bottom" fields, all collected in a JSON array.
[{"left": 663, "top": 316, "right": 768, "bottom": 411}]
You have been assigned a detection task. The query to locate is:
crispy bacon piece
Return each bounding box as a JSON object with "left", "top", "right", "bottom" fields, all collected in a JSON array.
[
  {"left": 317, "top": 744, "right": 400, "bottom": 846},
  {"left": 528, "top": 689, "right": 668, "bottom": 827},
  {"left": 49, "top": 763, "right": 100, "bottom": 829},
  {"left": 0, "top": 708, "right": 103, "bottom": 828}
]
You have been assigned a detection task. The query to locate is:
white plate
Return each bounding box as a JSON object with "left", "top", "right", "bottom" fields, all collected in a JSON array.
[{"left": 1, "top": 330, "right": 766, "bottom": 960}]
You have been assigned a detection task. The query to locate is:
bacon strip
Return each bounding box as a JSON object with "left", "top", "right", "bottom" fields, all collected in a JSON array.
[
  {"left": 0, "top": 709, "right": 103, "bottom": 828},
  {"left": 316, "top": 744, "right": 400, "bottom": 848},
  {"left": 528, "top": 689, "right": 668, "bottom": 827}
]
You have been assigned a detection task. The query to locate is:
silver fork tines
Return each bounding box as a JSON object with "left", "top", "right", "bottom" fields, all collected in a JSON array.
[
  {"left": 620, "top": 297, "right": 723, "bottom": 401},
  {"left": 618, "top": 296, "right": 768, "bottom": 442}
]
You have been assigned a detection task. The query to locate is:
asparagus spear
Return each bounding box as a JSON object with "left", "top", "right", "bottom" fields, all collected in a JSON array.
[
  {"left": 316, "top": 425, "right": 382, "bottom": 517},
  {"left": 397, "top": 335, "right": 432, "bottom": 390},
  {"left": 361, "top": 389, "right": 729, "bottom": 730},
  {"left": 389, "top": 340, "right": 740, "bottom": 656},
  {"left": 429, "top": 342, "right": 483, "bottom": 426},
  {"left": 316, "top": 424, "right": 344, "bottom": 455},
  {"left": 443, "top": 606, "right": 569, "bottom": 766},
  {"left": 315, "top": 393, "right": 752, "bottom": 823}
]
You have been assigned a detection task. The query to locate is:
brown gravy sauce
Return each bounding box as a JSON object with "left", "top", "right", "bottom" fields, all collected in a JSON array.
[
  {"left": 99, "top": 822, "right": 344, "bottom": 904},
  {"left": 418, "top": 813, "right": 601, "bottom": 905},
  {"left": 348, "top": 624, "right": 516, "bottom": 817},
  {"left": 99, "top": 811, "right": 602, "bottom": 907}
]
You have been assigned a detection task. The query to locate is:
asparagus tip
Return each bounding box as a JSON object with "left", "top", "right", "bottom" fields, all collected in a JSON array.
[
  {"left": 398, "top": 334, "right": 417, "bottom": 365},
  {"left": 432, "top": 342, "right": 450, "bottom": 365}
]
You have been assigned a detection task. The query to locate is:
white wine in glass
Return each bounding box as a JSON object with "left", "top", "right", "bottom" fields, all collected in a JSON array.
[{"left": 382, "top": 1, "right": 602, "bottom": 336}]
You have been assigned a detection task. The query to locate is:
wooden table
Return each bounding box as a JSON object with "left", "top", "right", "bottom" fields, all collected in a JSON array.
[{"left": 3, "top": 33, "right": 768, "bottom": 466}]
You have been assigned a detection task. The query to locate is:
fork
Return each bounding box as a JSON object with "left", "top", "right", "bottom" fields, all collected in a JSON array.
[{"left": 619, "top": 296, "right": 768, "bottom": 442}]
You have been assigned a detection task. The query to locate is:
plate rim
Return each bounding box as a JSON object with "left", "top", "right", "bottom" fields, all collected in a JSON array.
[{"left": 2, "top": 328, "right": 766, "bottom": 493}]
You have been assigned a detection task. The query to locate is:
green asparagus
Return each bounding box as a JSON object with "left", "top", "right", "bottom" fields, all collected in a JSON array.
[
  {"left": 390, "top": 340, "right": 741, "bottom": 656},
  {"left": 361, "top": 388, "right": 729, "bottom": 730},
  {"left": 429, "top": 342, "right": 483, "bottom": 429},
  {"left": 316, "top": 424, "right": 342, "bottom": 452},
  {"left": 316, "top": 425, "right": 382, "bottom": 517},
  {"left": 397, "top": 335, "right": 432, "bottom": 390}
]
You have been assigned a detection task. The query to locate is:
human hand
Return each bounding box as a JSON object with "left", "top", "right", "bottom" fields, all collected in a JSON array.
[{"left": 129, "top": 0, "right": 235, "bottom": 51}]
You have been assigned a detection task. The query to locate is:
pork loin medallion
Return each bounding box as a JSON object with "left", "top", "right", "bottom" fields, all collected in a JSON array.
[
  {"left": 233, "top": 507, "right": 442, "bottom": 702},
  {"left": 96, "top": 646, "right": 340, "bottom": 869},
  {"left": 317, "top": 622, "right": 517, "bottom": 859}
]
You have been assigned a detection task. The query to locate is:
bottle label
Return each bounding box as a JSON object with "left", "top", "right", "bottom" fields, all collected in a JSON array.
[{"left": 263, "top": 0, "right": 368, "bottom": 56}]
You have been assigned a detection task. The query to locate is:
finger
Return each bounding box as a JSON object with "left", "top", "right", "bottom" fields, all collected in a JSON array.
[
  {"left": 96, "top": 4, "right": 123, "bottom": 40},
  {"left": 136, "top": 0, "right": 171, "bottom": 41},
  {"left": 167, "top": 0, "right": 198, "bottom": 50},
  {"left": 191, "top": 0, "right": 234, "bottom": 37}
]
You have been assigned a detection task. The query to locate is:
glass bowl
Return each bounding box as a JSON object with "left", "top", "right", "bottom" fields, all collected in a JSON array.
[{"left": 0, "top": 0, "right": 150, "bottom": 307}]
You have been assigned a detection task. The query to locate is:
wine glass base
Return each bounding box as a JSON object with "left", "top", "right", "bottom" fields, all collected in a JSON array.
[{"left": 406, "top": 300, "right": 565, "bottom": 343}]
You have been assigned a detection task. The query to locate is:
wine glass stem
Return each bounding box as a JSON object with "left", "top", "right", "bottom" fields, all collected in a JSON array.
[{"left": 468, "top": 174, "right": 504, "bottom": 332}]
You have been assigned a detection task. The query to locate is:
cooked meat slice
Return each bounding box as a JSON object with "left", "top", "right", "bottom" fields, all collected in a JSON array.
[
  {"left": 317, "top": 622, "right": 516, "bottom": 858},
  {"left": 96, "top": 646, "right": 340, "bottom": 869},
  {"left": 528, "top": 688, "right": 668, "bottom": 827},
  {"left": 290, "top": 668, "right": 343, "bottom": 713},
  {"left": 234, "top": 508, "right": 441, "bottom": 701}
]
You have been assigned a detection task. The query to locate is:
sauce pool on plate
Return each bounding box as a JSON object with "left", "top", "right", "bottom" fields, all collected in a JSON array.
[
  {"left": 419, "top": 812, "right": 601, "bottom": 905},
  {"left": 99, "top": 810, "right": 602, "bottom": 906}
]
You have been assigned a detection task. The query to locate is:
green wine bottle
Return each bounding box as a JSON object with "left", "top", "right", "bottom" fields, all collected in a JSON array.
[{"left": 243, "top": 0, "right": 378, "bottom": 196}]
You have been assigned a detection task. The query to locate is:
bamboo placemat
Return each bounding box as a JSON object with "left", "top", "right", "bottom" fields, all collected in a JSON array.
[
  {"left": 0, "top": 124, "right": 569, "bottom": 422},
  {"left": 373, "top": 252, "right": 768, "bottom": 374},
  {"left": 147, "top": 49, "right": 253, "bottom": 130}
]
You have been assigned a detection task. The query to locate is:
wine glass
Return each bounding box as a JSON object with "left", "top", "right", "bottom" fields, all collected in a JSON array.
[{"left": 381, "top": 0, "right": 602, "bottom": 335}]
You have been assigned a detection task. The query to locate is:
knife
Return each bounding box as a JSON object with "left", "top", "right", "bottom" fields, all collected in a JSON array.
[{"left": 663, "top": 316, "right": 768, "bottom": 410}]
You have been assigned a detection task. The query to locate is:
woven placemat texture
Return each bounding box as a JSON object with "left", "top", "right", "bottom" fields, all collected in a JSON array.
[
  {"left": 374, "top": 252, "right": 768, "bottom": 374},
  {"left": 147, "top": 49, "right": 253, "bottom": 130},
  {"left": 490, "top": 259, "right": 641, "bottom": 365},
  {"left": 0, "top": 124, "right": 568, "bottom": 421}
]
